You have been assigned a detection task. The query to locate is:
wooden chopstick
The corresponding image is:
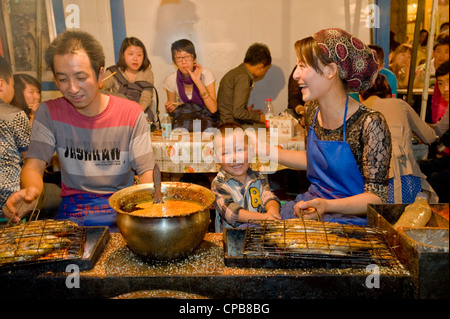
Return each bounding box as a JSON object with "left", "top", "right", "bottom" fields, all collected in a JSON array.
[{"left": 100, "top": 71, "right": 117, "bottom": 83}]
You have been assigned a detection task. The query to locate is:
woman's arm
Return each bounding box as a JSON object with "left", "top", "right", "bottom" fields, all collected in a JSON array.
[
  {"left": 295, "top": 192, "right": 382, "bottom": 218},
  {"left": 404, "top": 100, "right": 436, "bottom": 144},
  {"left": 188, "top": 65, "right": 218, "bottom": 113},
  {"left": 246, "top": 130, "right": 308, "bottom": 170},
  {"left": 165, "top": 90, "right": 178, "bottom": 113},
  {"left": 137, "top": 68, "right": 155, "bottom": 112},
  {"left": 202, "top": 82, "right": 218, "bottom": 113}
]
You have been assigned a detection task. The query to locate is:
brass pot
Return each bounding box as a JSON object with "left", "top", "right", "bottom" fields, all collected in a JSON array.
[{"left": 108, "top": 182, "right": 215, "bottom": 261}]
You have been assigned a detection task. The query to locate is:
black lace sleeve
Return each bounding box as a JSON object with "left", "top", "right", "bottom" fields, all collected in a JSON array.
[
  {"left": 359, "top": 108, "right": 391, "bottom": 201},
  {"left": 304, "top": 101, "right": 391, "bottom": 202}
]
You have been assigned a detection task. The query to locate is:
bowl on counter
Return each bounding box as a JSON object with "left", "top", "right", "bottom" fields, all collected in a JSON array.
[{"left": 109, "top": 182, "right": 215, "bottom": 261}]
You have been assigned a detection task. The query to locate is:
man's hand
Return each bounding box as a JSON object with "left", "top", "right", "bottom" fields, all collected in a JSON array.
[{"left": 3, "top": 187, "right": 41, "bottom": 223}]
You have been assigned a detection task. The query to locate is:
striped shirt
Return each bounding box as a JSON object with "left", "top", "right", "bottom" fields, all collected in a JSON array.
[
  {"left": 211, "top": 167, "right": 279, "bottom": 231},
  {"left": 27, "top": 95, "right": 155, "bottom": 196}
]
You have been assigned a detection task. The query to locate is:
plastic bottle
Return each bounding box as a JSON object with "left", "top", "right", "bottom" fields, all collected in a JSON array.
[
  {"left": 265, "top": 98, "right": 274, "bottom": 128},
  {"left": 161, "top": 113, "right": 172, "bottom": 139},
  {"left": 393, "top": 193, "right": 432, "bottom": 230},
  {"left": 145, "top": 114, "right": 152, "bottom": 133}
]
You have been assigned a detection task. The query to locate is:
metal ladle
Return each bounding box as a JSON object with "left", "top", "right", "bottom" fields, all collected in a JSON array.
[{"left": 152, "top": 164, "right": 164, "bottom": 204}]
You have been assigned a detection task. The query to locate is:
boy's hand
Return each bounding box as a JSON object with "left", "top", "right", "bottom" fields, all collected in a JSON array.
[
  {"left": 265, "top": 201, "right": 281, "bottom": 220},
  {"left": 265, "top": 210, "right": 281, "bottom": 221}
]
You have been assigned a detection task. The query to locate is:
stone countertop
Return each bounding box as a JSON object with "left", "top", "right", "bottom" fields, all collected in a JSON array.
[{"left": 1, "top": 232, "right": 414, "bottom": 299}]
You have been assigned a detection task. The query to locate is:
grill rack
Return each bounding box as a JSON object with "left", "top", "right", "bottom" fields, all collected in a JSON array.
[
  {"left": 0, "top": 213, "right": 86, "bottom": 268},
  {"left": 243, "top": 219, "right": 400, "bottom": 267}
]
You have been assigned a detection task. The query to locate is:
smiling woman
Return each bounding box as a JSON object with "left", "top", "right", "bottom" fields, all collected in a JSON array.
[{"left": 261, "top": 28, "right": 392, "bottom": 225}]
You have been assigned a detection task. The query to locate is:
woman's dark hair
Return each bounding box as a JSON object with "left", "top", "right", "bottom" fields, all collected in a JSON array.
[
  {"left": 436, "top": 60, "right": 449, "bottom": 78},
  {"left": 419, "top": 29, "right": 429, "bottom": 46},
  {"left": 117, "top": 37, "right": 151, "bottom": 71},
  {"left": 171, "top": 39, "right": 197, "bottom": 62},
  {"left": 294, "top": 36, "right": 333, "bottom": 77},
  {"left": 45, "top": 30, "right": 105, "bottom": 78},
  {"left": 368, "top": 44, "right": 385, "bottom": 64},
  {"left": 11, "top": 73, "right": 41, "bottom": 118},
  {"left": 360, "top": 73, "right": 392, "bottom": 100},
  {"left": 389, "top": 43, "right": 412, "bottom": 64},
  {"left": 244, "top": 43, "right": 272, "bottom": 67}
]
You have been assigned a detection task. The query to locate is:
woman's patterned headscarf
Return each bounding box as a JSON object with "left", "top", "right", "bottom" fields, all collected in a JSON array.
[{"left": 312, "top": 28, "right": 379, "bottom": 92}]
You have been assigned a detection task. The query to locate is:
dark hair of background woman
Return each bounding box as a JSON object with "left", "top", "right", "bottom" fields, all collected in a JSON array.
[{"left": 11, "top": 73, "right": 41, "bottom": 118}]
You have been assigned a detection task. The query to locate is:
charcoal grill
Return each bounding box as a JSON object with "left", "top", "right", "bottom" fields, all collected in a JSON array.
[{"left": 236, "top": 219, "right": 401, "bottom": 269}]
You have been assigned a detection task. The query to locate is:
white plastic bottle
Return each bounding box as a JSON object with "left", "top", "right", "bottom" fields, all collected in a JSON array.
[
  {"left": 161, "top": 113, "right": 172, "bottom": 139},
  {"left": 393, "top": 193, "right": 432, "bottom": 230},
  {"left": 265, "top": 98, "right": 274, "bottom": 128},
  {"left": 145, "top": 114, "right": 152, "bottom": 133}
]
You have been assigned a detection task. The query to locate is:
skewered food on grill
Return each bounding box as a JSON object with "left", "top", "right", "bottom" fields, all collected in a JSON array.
[
  {"left": 261, "top": 220, "right": 386, "bottom": 254},
  {"left": 0, "top": 220, "right": 81, "bottom": 265},
  {"left": 243, "top": 219, "right": 395, "bottom": 263}
]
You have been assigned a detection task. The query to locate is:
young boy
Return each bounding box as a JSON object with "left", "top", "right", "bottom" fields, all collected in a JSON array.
[
  {"left": 211, "top": 123, "right": 280, "bottom": 232},
  {"left": 414, "top": 32, "right": 449, "bottom": 89},
  {"left": 420, "top": 60, "right": 449, "bottom": 203},
  {"left": 217, "top": 43, "right": 271, "bottom": 127}
]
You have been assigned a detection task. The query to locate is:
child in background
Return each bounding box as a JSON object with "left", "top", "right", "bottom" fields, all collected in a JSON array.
[
  {"left": 421, "top": 60, "right": 449, "bottom": 203},
  {"left": 102, "top": 37, "right": 155, "bottom": 122},
  {"left": 211, "top": 123, "right": 280, "bottom": 232}
]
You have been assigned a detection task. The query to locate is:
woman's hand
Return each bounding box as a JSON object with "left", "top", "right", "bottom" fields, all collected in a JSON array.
[
  {"left": 165, "top": 100, "right": 178, "bottom": 113},
  {"left": 248, "top": 104, "right": 263, "bottom": 114},
  {"left": 29, "top": 102, "right": 40, "bottom": 115},
  {"left": 188, "top": 63, "right": 203, "bottom": 84},
  {"left": 294, "top": 198, "right": 328, "bottom": 220}
]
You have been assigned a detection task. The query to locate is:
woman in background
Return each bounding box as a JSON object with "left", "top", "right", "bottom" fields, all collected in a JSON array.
[
  {"left": 11, "top": 73, "right": 41, "bottom": 125},
  {"left": 102, "top": 37, "right": 155, "bottom": 122},
  {"left": 389, "top": 43, "right": 412, "bottom": 89},
  {"left": 163, "top": 39, "right": 218, "bottom": 131},
  {"left": 360, "top": 74, "right": 438, "bottom": 204}
]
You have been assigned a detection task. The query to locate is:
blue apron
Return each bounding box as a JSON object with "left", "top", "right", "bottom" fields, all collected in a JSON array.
[
  {"left": 281, "top": 95, "right": 367, "bottom": 225},
  {"left": 55, "top": 193, "right": 118, "bottom": 232}
]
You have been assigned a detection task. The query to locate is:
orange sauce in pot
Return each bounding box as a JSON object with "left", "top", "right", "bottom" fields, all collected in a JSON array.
[{"left": 131, "top": 200, "right": 204, "bottom": 217}]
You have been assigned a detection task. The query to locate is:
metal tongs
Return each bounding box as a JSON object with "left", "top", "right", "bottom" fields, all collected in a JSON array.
[{"left": 152, "top": 164, "right": 164, "bottom": 204}]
